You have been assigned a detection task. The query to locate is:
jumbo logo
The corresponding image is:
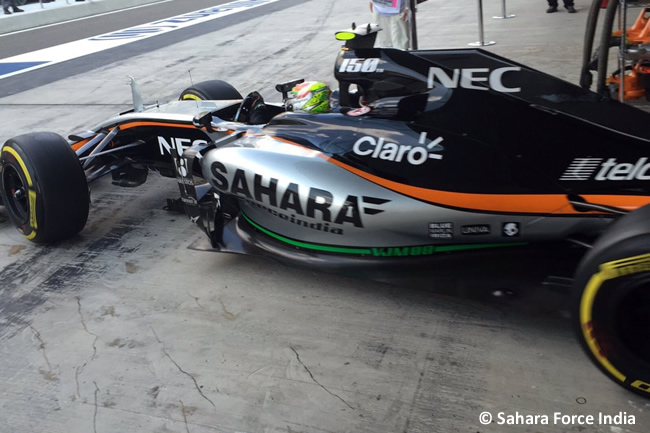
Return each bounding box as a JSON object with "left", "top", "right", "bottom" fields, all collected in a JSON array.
[
  {"left": 209, "top": 163, "right": 390, "bottom": 229},
  {"left": 352, "top": 133, "right": 444, "bottom": 165},
  {"left": 427, "top": 67, "right": 521, "bottom": 92},
  {"left": 371, "top": 246, "right": 435, "bottom": 257},
  {"left": 157, "top": 136, "right": 208, "bottom": 156}
]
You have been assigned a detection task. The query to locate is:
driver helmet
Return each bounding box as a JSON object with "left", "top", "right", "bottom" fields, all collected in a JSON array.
[{"left": 290, "top": 81, "right": 331, "bottom": 113}]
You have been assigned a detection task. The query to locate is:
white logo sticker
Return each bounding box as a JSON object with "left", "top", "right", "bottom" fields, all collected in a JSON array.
[
  {"left": 560, "top": 157, "right": 650, "bottom": 181},
  {"left": 427, "top": 67, "right": 521, "bottom": 92},
  {"left": 503, "top": 222, "right": 520, "bottom": 237},
  {"left": 339, "top": 58, "right": 383, "bottom": 73},
  {"left": 352, "top": 133, "right": 443, "bottom": 165},
  {"left": 559, "top": 158, "right": 604, "bottom": 181},
  {"left": 157, "top": 136, "right": 208, "bottom": 156}
]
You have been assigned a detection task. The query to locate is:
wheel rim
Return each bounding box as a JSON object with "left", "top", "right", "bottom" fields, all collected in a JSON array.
[
  {"left": 2, "top": 165, "right": 30, "bottom": 226},
  {"left": 616, "top": 283, "right": 650, "bottom": 364}
]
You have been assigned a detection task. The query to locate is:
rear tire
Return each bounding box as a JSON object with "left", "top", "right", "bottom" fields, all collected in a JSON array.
[
  {"left": 179, "top": 80, "right": 242, "bottom": 101},
  {"left": 1, "top": 132, "right": 89, "bottom": 243},
  {"left": 573, "top": 205, "right": 650, "bottom": 398}
]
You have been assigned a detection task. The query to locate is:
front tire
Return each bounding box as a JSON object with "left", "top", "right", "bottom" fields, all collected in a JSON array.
[
  {"left": 1, "top": 132, "right": 89, "bottom": 243},
  {"left": 573, "top": 206, "right": 650, "bottom": 398},
  {"left": 179, "top": 80, "right": 242, "bottom": 101}
]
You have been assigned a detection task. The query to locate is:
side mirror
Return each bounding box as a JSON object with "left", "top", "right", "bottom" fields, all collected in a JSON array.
[
  {"left": 193, "top": 111, "right": 214, "bottom": 132},
  {"left": 275, "top": 79, "right": 305, "bottom": 100}
]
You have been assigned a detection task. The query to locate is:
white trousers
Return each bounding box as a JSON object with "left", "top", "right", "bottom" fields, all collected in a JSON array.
[{"left": 373, "top": 11, "right": 410, "bottom": 50}]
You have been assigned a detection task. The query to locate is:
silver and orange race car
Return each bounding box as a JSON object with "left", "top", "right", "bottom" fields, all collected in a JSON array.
[{"left": 1, "top": 20, "right": 648, "bottom": 398}]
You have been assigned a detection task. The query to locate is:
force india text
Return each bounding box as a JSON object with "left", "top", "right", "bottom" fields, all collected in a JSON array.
[{"left": 496, "top": 412, "right": 635, "bottom": 425}]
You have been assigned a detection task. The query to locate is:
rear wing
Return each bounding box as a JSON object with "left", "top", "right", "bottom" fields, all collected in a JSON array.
[{"left": 335, "top": 23, "right": 380, "bottom": 50}]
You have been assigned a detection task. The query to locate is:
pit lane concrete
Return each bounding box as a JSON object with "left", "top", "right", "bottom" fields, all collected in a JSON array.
[
  {"left": 1, "top": 1, "right": 649, "bottom": 432},
  {"left": 0, "top": 0, "right": 166, "bottom": 36}
]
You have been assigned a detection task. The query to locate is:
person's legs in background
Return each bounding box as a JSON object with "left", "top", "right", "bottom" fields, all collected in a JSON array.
[
  {"left": 3, "top": 0, "right": 25, "bottom": 15},
  {"left": 564, "top": 0, "right": 576, "bottom": 13},
  {"left": 389, "top": 14, "right": 410, "bottom": 50},
  {"left": 373, "top": 11, "right": 395, "bottom": 48},
  {"left": 547, "top": 0, "right": 576, "bottom": 13}
]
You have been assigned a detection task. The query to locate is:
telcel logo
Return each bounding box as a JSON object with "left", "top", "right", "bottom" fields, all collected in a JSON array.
[
  {"left": 595, "top": 158, "right": 650, "bottom": 181},
  {"left": 352, "top": 133, "right": 444, "bottom": 165},
  {"left": 561, "top": 157, "right": 650, "bottom": 181},
  {"left": 427, "top": 67, "right": 521, "bottom": 92}
]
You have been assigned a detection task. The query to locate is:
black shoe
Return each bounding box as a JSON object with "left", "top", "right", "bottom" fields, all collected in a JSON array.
[
  {"left": 12, "top": 7, "right": 24, "bottom": 12},
  {"left": 3, "top": 7, "right": 11, "bottom": 15},
  {"left": 546, "top": 6, "right": 558, "bottom": 13},
  {"left": 566, "top": 6, "right": 577, "bottom": 13}
]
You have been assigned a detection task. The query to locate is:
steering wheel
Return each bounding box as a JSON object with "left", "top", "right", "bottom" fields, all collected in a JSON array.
[{"left": 234, "top": 91, "right": 263, "bottom": 124}]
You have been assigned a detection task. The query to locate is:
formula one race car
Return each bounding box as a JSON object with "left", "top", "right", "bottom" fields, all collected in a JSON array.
[{"left": 1, "top": 20, "right": 649, "bottom": 399}]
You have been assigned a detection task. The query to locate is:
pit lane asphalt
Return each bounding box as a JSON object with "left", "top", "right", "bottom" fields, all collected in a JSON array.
[
  {"left": 0, "top": 0, "right": 305, "bottom": 97},
  {"left": 0, "top": 1, "right": 649, "bottom": 432},
  {"left": 0, "top": 0, "right": 234, "bottom": 56}
]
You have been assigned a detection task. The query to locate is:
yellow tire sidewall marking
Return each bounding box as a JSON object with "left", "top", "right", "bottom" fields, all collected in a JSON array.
[
  {"left": 580, "top": 253, "right": 650, "bottom": 386},
  {"left": 2, "top": 146, "right": 37, "bottom": 239},
  {"left": 631, "top": 380, "right": 650, "bottom": 392}
]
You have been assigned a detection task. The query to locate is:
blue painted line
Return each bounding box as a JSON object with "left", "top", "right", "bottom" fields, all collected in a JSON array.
[
  {"left": 0, "top": 0, "right": 281, "bottom": 80},
  {"left": 0, "top": 62, "right": 50, "bottom": 75}
]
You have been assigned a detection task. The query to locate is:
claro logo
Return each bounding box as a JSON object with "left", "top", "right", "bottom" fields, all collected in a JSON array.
[
  {"left": 427, "top": 67, "right": 521, "bottom": 92},
  {"left": 352, "top": 133, "right": 444, "bottom": 165}
]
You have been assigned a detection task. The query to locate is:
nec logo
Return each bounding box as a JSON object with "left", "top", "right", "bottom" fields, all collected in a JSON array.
[
  {"left": 157, "top": 136, "right": 207, "bottom": 156},
  {"left": 427, "top": 67, "right": 521, "bottom": 92}
]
